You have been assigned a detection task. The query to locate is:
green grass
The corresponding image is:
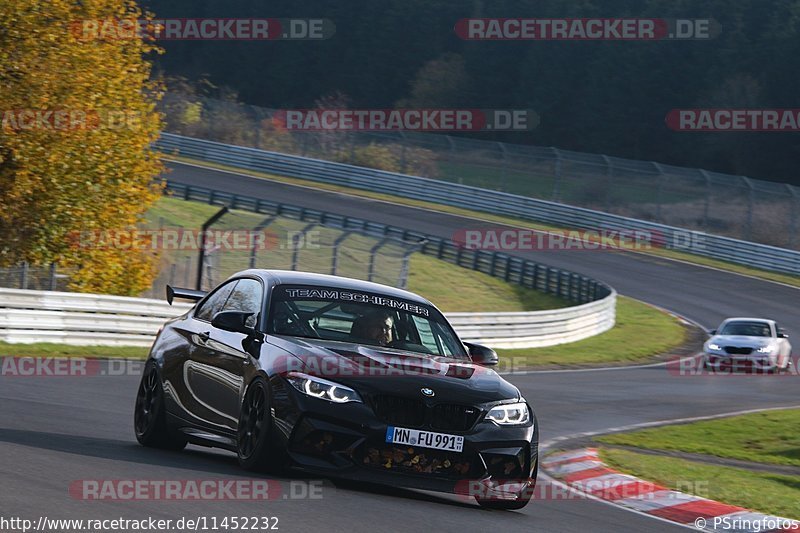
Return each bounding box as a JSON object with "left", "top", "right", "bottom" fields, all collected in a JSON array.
[
  {"left": 406, "top": 254, "right": 567, "bottom": 312},
  {"left": 0, "top": 341, "right": 148, "bottom": 359},
  {"left": 600, "top": 448, "right": 800, "bottom": 520},
  {"left": 496, "top": 296, "right": 685, "bottom": 367},
  {"left": 597, "top": 409, "right": 800, "bottom": 468},
  {"left": 166, "top": 155, "right": 800, "bottom": 288}
]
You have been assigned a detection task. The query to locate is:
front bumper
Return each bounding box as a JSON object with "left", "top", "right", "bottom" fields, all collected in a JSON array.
[
  {"left": 705, "top": 352, "right": 778, "bottom": 371},
  {"left": 270, "top": 381, "right": 538, "bottom": 495}
]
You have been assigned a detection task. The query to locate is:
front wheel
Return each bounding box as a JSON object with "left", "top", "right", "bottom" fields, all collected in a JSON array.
[
  {"left": 237, "top": 378, "right": 282, "bottom": 472},
  {"left": 134, "top": 361, "right": 187, "bottom": 450}
]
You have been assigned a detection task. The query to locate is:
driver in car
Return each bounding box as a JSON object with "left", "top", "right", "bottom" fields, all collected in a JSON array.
[{"left": 352, "top": 311, "right": 394, "bottom": 346}]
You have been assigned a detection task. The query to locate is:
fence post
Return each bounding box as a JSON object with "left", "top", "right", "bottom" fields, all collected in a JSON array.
[
  {"left": 367, "top": 237, "right": 390, "bottom": 282},
  {"left": 602, "top": 155, "right": 613, "bottom": 211},
  {"left": 196, "top": 206, "right": 229, "bottom": 290},
  {"left": 788, "top": 185, "right": 800, "bottom": 249},
  {"left": 741, "top": 176, "right": 755, "bottom": 241},
  {"left": 398, "top": 244, "right": 421, "bottom": 289},
  {"left": 700, "top": 170, "right": 712, "bottom": 230},
  {"left": 20, "top": 261, "right": 29, "bottom": 290},
  {"left": 250, "top": 215, "right": 276, "bottom": 269},
  {"left": 652, "top": 162, "right": 666, "bottom": 222},
  {"left": 290, "top": 223, "right": 317, "bottom": 271},
  {"left": 330, "top": 231, "right": 353, "bottom": 275},
  {"left": 551, "top": 147, "right": 563, "bottom": 202},
  {"left": 49, "top": 262, "right": 57, "bottom": 291}
]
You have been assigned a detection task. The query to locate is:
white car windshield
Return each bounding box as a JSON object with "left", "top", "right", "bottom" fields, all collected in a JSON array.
[{"left": 719, "top": 322, "right": 772, "bottom": 337}]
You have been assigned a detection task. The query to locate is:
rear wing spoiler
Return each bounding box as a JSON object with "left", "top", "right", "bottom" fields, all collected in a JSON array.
[{"left": 166, "top": 285, "right": 207, "bottom": 305}]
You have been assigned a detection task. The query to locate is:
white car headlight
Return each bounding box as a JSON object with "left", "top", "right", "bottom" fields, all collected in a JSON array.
[
  {"left": 707, "top": 343, "right": 722, "bottom": 351},
  {"left": 756, "top": 346, "right": 775, "bottom": 354},
  {"left": 286, "top": 372, "right": 362, "bottom": 403},
  {"left": 486, "top": 402, "right": 531, "bottom": 426}
]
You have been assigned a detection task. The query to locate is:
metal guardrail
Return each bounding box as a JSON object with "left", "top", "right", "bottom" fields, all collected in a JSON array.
[
  {"left": 156, "top": 133, "right": 800, "bottom": 276},
  {"left": 0, "top": 288, "right": 615, "bottom": 349},
  {"left": 161, "top": 94, "right": 800, "bottom": 250}
]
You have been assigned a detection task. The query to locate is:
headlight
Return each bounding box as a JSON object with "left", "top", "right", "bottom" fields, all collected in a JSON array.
[
  {"left": 486, "top": 402, "right": 530, "bottom": 426},
  {"left": 756, "top": 346, "right": 775, "bottom": 354},
  {"left": 707, "top": 343, "right": 721, "bottom": 351},
  {"left": 285, "top": 372, "right": 362, "bottom": 403}
]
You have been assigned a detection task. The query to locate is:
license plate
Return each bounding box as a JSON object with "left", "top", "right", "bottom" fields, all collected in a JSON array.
[{"left": 385, "top": 426, "right": 464, "bottom": 452}]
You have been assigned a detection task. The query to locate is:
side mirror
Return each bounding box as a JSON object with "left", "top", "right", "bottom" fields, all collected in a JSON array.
[
  {"left": 212, "top": 311, "right": 255, "bottom": 335},
  {"left": 778, "top": 331, "right": 789, "bottom": 339},
  {"left": 465, "top": 342, "right": 499, "bottom": 366},
  {"left": 709, "top": 329, "right": 716, "bottom": 335}
]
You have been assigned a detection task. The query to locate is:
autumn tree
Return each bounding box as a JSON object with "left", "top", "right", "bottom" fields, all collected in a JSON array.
[{"left": 0, "top": 0, "right": 164, "bottom": 294}]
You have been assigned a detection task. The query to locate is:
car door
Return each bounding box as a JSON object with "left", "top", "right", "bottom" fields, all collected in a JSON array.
[
  {"left": 171, "top": 279, "right": 237, "bottom": 433},
  {"left": 186, "top": 277, "right": 265, "bottom": 434}
]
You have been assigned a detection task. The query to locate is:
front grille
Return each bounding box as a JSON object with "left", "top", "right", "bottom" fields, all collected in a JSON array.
[
  {"left": 431, "top": 404, "right": 482, "bottom": 432},
  {"left": 724, "top": 346, "right": 753, "bottom": 355},
  {"left": 373, "top": 395, "right": 426, "bottom": 427},
  {"left": 372, "top": 395, "right": 481, "bottom": 432}
]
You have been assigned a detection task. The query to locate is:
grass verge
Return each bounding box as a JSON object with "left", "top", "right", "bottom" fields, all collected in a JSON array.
[
  {"left": 596, "top": 409, "right": 800, "bottom": 468},
  {"left": 496, "top": 296, "right": 686, "bottom": 367},
  {"left": 165, "top": 155, "right": 800, "bottom": 288},
  {"left": 600, "top": 448, "right": 800, "bottom": 520},
  {"left": 0, "top": 341, "right": 148, "bottom": 359}
]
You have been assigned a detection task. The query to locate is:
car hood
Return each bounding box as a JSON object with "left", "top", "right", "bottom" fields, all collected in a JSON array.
[
  {"left": 709, "top": 335, "right": 775, "bottom": 348},
  {"left": 269, "top": 336, "right": 521, "bottom": 404}
]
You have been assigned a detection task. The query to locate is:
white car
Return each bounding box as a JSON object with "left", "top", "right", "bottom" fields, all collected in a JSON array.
[{"left": 704, "top": 318, "right": 792, "bottom": 372}]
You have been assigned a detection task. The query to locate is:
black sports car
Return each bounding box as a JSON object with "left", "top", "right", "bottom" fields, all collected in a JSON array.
[{"left": 135, "top": 270, "right": 538, "bottom": 509}]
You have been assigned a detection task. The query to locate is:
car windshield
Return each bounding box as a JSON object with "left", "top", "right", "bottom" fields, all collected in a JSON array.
[
  {"left": 267, "top": 285, "right": 468, "bottom": 359},
  {"left": 719, "top": 321, "right": 772, "bottom": 337}
]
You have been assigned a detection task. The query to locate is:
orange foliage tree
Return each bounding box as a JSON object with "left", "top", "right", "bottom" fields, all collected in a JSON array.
[{"left": 0, "top": 0, "right": 164, "bottom": 294}]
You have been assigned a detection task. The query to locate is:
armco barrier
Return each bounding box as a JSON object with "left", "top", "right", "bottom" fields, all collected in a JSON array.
[
  {"left": 0, "top": 287, "right": 615, "bottom": 349},
  {"left": 156, "top": 133, "right": 800, "bottom": 276}
]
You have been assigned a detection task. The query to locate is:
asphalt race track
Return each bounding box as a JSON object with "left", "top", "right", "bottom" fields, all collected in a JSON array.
[{"left": 1, "top": 161, "right": 798, "bottom": 532}]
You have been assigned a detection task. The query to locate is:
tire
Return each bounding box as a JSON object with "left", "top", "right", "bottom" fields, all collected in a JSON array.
[
  {"left": 237, "top": 377, "right": 283, "bottom": 472},
  {"left": 134, "top": 360, "right": 187, "bottom": 450}
]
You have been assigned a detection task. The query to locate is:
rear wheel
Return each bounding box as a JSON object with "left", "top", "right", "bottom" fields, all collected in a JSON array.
[
  {"left": 134, "top": 361, "right": 187, "bottom": 450},
  {"left": 237, "top": 378, "right": 282, "bottom": 472}
]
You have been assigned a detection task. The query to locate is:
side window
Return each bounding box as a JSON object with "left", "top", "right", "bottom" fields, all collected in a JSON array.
[
  {"left": 195, "top": 281, "right": 236, "bottom": 322},
  {"left": 221, "top": 278, "right": 264, "bottom": 329},
  {"left": 412, "top": 315, "right": 440, "bottom": 354}
]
